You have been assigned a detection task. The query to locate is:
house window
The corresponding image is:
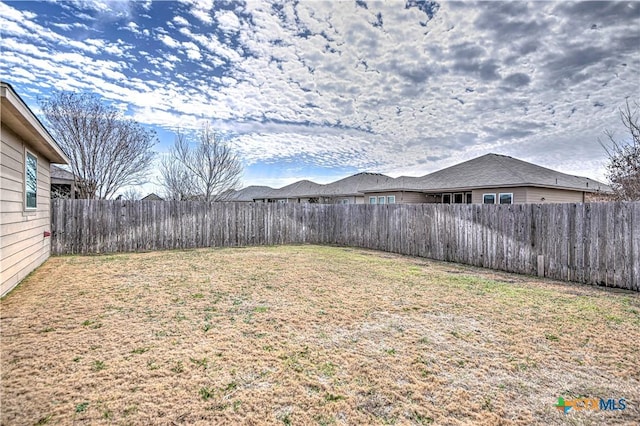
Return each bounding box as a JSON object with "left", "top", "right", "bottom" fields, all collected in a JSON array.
[
  {"left": 442, "top": 194, "right": 451, "bottom": 204},
  {"left": 499, "top": 193, "right": 513, "bottom": 204},
  {"left": 454, "top": 193, "right": 464, "bottom": 204},
  {"left": 277, "top": 199, "right": 286, "bottom": 204},
  {"left": 369, "top": 196, "right": 376, "bottom": 204},
  {"left": 340, "top": 199, "right": 349, "bottom": 204},
  {"left": 483, "top": 193, "right": 496, "bottom": 204},
  {"left": 378, "top": 196, "right": 385, "bottom": 204},
  {"left": 387, "top": 196, "right": 396, "bottom": 204},
  {"left": 25, "top": 151, "right": 37, "bottom": 209},
  {"left": 466, "top": 193, "right": 472, "bottom": 204}
]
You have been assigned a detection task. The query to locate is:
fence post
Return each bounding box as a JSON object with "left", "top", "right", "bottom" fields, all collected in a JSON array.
[{"left": 537, "top": 255, "right": 545, "bottom": 278}]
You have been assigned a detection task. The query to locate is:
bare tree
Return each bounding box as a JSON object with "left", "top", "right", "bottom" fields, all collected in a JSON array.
[
  {"left": 601, "top": 99, "right": 640, "bottom": 201},
  {"left": 51, "top": 185, "right": 72, "bottom": 199},
  {"left": 159, "top": 124, "right": 242, "bottom": 201},
  {"left": 41, "top": 92, "right": 157, "bottom": 199},
  {"left": 159, "top": 153, "right": 198, "bottom": 201},
  {"left": 119, "top": 187, "right": 143, "bottom": 201}
]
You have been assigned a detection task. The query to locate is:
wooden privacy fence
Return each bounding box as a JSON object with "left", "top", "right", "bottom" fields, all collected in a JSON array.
[{"left": 51, "top": 200, "right": 640, "bottom": 291}]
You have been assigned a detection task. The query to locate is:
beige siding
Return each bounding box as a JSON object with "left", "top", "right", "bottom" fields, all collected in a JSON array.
[
  {"left": 365, "top": 191, "right": 427, "bottom": 204},
  {"left": 1, "top": 125, "right": 52, "bottom": 296},
  {"left": 332, "top": 196, "right": 362, "bottom": 204},
  {"left": 524, "top": 187, "right": 584, "bottom": 203}
]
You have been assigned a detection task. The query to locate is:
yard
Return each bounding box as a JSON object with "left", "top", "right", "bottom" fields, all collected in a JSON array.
[{"left": 1, "top": 245, "right": 638, "bottom": 425}]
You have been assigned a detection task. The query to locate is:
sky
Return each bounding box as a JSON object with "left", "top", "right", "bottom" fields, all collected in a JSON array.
[{"left": 1, "top": 0, "right": 639, "bottom": 195}]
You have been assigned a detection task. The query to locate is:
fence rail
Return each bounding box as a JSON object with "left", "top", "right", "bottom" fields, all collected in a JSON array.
[{"left": 51, "top": 200, "right": 640, "bottom": 291}]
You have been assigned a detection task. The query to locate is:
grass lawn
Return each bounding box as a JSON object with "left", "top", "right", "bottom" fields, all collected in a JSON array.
[{"left": 1, "top": 245, "right": 639, "bottom": 425}]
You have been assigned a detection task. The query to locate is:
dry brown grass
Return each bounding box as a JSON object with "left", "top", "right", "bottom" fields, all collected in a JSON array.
[{"left": 1, "top": 245, "right": 639, "bottom": 425}]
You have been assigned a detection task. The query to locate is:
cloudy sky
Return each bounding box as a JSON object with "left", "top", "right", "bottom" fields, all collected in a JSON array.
[{"left": 1, "top": 0, "right": 639, "bottom": 191}]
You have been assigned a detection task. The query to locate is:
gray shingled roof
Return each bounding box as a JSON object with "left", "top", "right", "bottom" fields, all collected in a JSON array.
[
  {"left": 226, "top": 185, "right": 274, "bottom": 202},
  {"left": 321, "top": 172, "right": 396, "bottom": 196},
  {"left": 261, "top": 180, "right": 325, "bottom": 199},
  {"left": 50, "top": 164, "right": 75, "bottom": 182},
  {"left": 254, "top": 173, "right": 396, "bottom": 199},
  {"left": 362, "top": 153, "right": 610, "bottom": 193},
  {"left": 141, "top": 193, "right": 164, "bottom": 201}
]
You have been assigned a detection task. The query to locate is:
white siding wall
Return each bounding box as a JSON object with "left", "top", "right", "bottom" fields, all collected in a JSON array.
[{"left": 1, "top": 125, "right": 52, "bottom": 296}]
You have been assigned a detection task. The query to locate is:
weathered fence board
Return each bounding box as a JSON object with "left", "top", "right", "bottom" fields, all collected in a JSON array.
[{"left": 50, "top": 200, "right": 640, "bottom": 291}]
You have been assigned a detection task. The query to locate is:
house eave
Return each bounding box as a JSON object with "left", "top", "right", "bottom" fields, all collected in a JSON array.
[{"left": 1, "top": 82, "right": 69, "bottom": 165}]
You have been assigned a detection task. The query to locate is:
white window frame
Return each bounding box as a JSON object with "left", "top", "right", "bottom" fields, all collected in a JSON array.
[
  {"left": 387, "top": 195, "right": 396, "bottom": 204},
  {"left": 499, "top": 193, "right": 513, "bottom": 204},
  {"left": 483, "top": 193, "right": 496, "bottom": 204},
  {"left": 442, "top": 193, "right": 452, "bottom": 204},
  {"left": 25, "top": 149, "right": 38, "bottom": 210},
  {"left": 369, "top": 196, "right": 377, "bottom": 204},
  {"left": 378, "top": 196, "right": 385, "bottom": 205},
  {"left": 453, "top": 193, "right": 464, "bottom": 204}
]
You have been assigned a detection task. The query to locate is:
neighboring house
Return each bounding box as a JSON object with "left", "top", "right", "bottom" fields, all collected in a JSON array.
[
  {"left": 141, "top": 193, "right": 164, "bottom": 201},
  {"left": 362, "top": 153, "right": 611, "bottom": 204},
  {"left": 319, "top": 172, "right": 396, "bottom": 204},
  {"left": 225, "top": 186, "right": 273, "bottom": 202},
  {"left": 254, "top": 180, "right": 325, "bottom": 203},
  {"left": 223, "top": 154, "right": 610, "bottom": 206},
  {"left": 361, "top": 175, "right": 430, "bottom": 204},
  {"left": 50, "top": 164, "right": 79, "bottom": 199},
  {"left": 1, "top": 82, "right": 69, "bottom": 296},
  {"left": 251, "top": 173, "right": 397, "bottom": 204}
]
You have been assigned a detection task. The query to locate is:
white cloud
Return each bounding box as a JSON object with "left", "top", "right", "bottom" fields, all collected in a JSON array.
[
  {"left": 158, "top": 33, "right": 180, "bottom": 49},
  {"left": 2, "top": 0, "right": 638, "bottom": 185},
  {"left": 124, "top": 21, "right": 139, "bottom": 33},
  {"left": 172, "top": 15, "right": 190, "bottom": 27},
  {"left": 0, "top": 2, "right": 35, "bottom": 20},
  {"left": 215, "top": 10, "right": 241, "bottom": 32},
  {"left": 183, "top": 41, "right": 202, "bottom": 61},
  {"left": 103, "top": 43, "right": 125, "bottom": 56},
  {"left": 64, "top": 0, "right": 134, "bottom": 19},
  {"left": 51, "top": 22, "right": 74, "bottom": 31},
  {"left": 178, "top": 26, "right": 243, "bottom": 63},
  {"left": 178, "top": 0, "right": 214, "bottom": 24}
]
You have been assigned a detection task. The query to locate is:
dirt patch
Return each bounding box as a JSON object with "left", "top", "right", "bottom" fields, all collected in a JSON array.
[{"left": 1, "top": 245, "right": 639, "bottom": 425}]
